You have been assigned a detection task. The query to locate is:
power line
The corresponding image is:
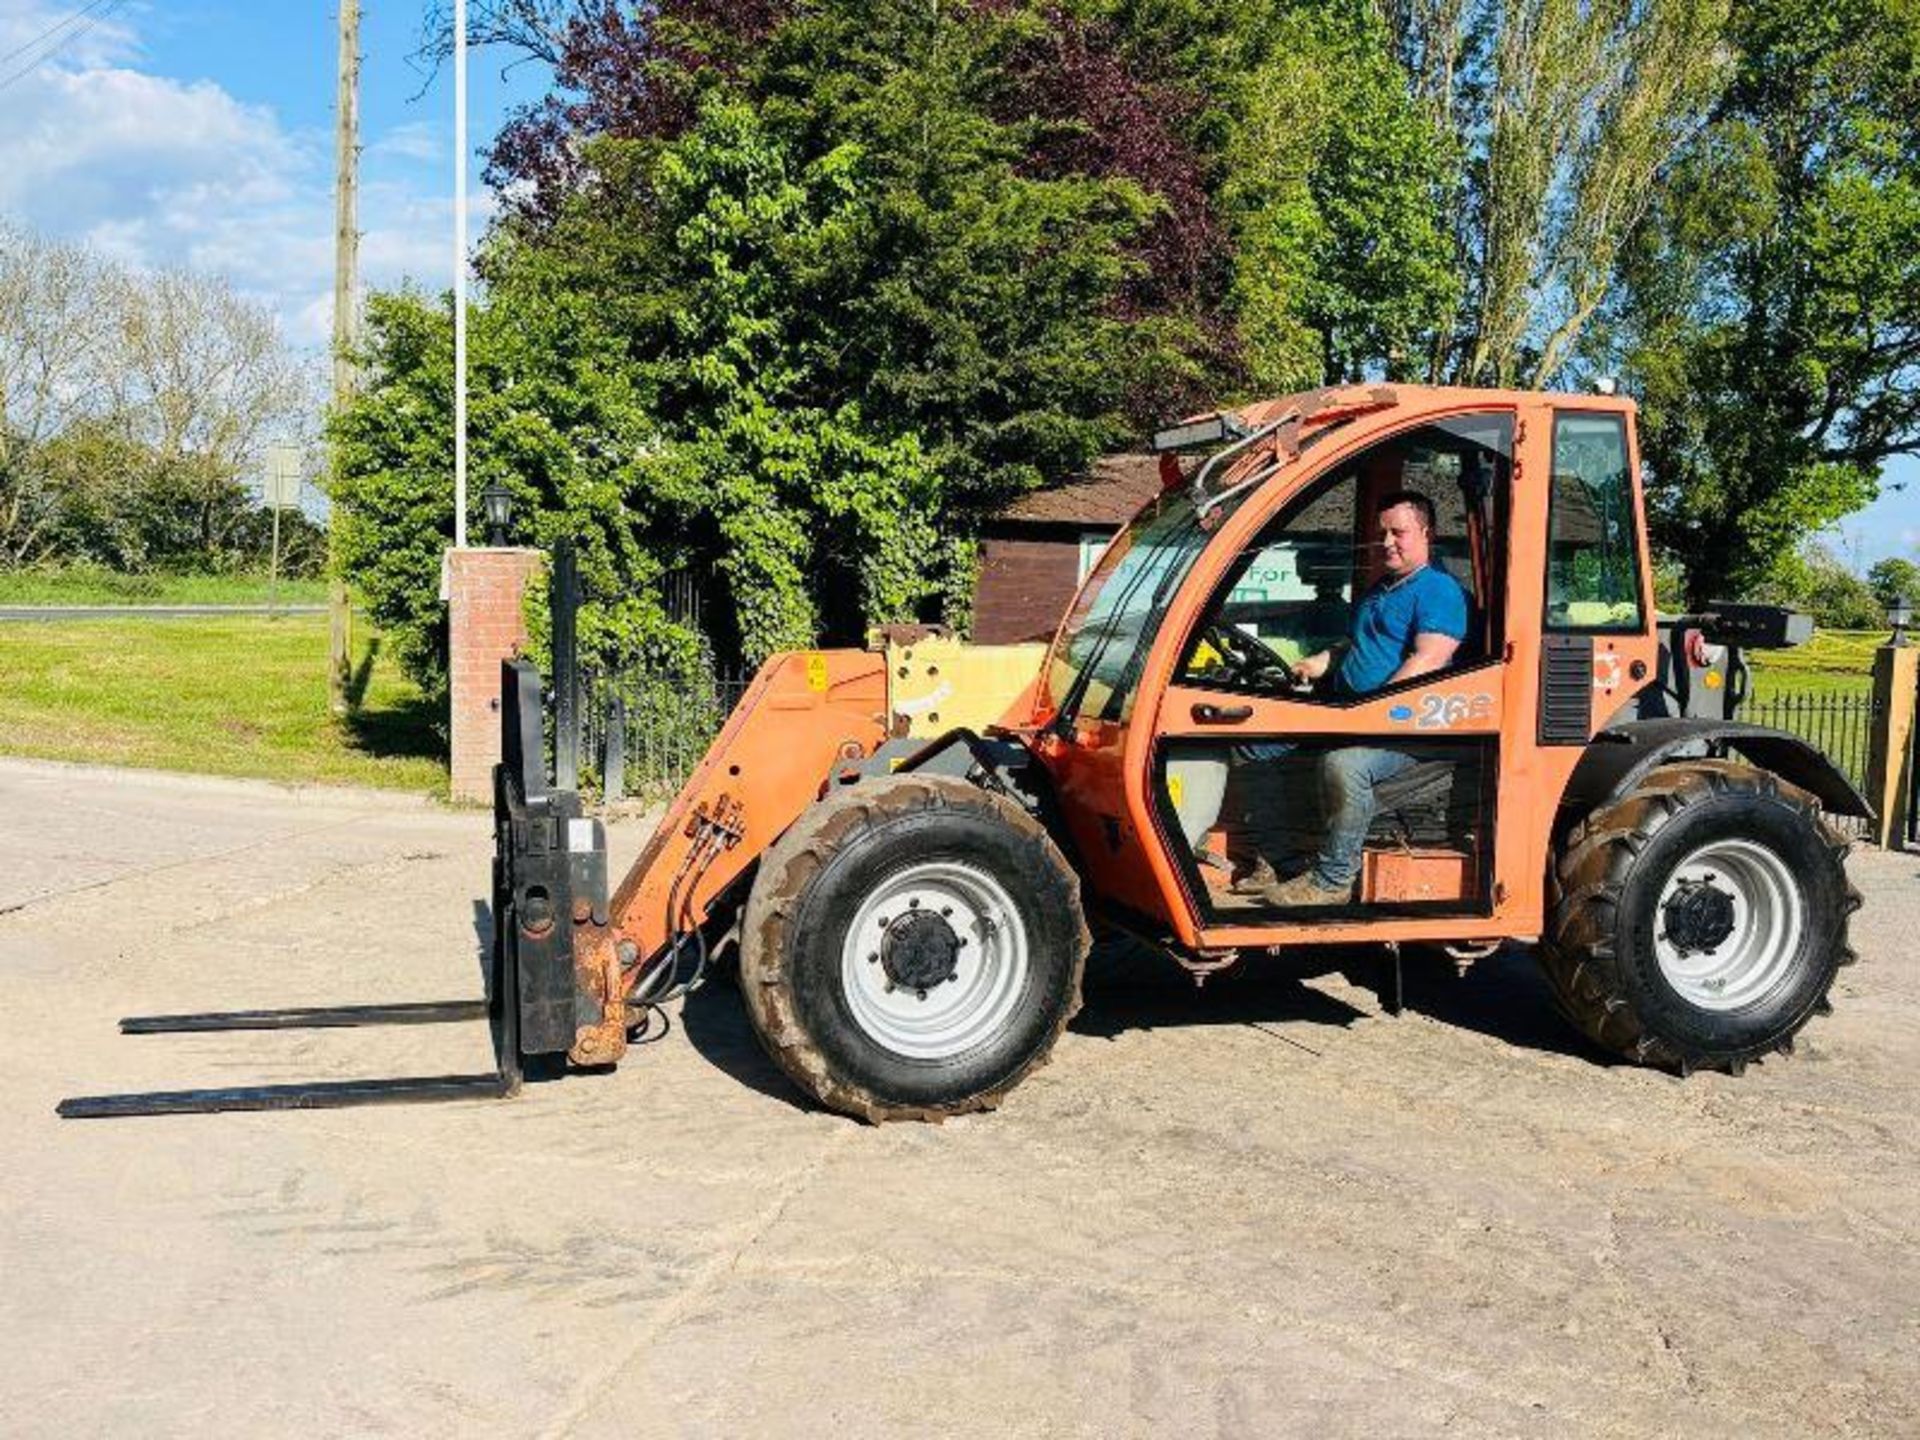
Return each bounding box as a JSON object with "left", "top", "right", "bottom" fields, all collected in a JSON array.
[
  {"left": 0, "top": 0, "right": 114, "bottom": 67},
  {"left": 0, "top": 0, "right": 130, "bottom": 91}
]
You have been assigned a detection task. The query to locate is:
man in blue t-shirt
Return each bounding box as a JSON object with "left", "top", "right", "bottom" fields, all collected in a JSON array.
[{"left": 1257, "top": 489, "right": 1469, "bottom": 907}]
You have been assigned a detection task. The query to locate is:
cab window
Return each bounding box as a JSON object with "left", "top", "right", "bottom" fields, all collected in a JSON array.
[
  {"left": 1178, "top": 415, "right": 1511, "bottom": 701},
  {"left": 1546, "top": 412, "right": 1644, "bottom": 632}
]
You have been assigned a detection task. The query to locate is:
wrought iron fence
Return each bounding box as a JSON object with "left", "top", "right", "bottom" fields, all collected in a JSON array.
[
  {"left": 580, "top": 662, "right": 754, "bottom": 801},
  {"left": 1739, "top": 689, "right": 1882, "bottom": 836},
  {"left": 544, "top": 539, "right": 754, "bottom": 802}
]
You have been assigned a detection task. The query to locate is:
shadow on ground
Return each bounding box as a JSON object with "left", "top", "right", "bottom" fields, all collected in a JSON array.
[
  {"left": 1390, "top": 941, "right": 1617, "bottom": 1066},
  {"left": 341, "top": 639, "right": 446, "bottom": 764},
  {"left": 345, "top": 694, "right": 445, "bottom": 764},
  {"left": 1073, "top": 937, "right": 1612, "bottom": 1067},
  {"left": 1071, "top": 938, "right": 1371, "bottom": 1039},
  {"left": 600, "top": 938, "right": 1617, "bottom": 1111},
  {"left": 679, "top": 967, "right": 813, "bottom": 1111}
]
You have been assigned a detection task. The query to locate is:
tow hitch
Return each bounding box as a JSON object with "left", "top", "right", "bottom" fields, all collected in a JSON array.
[{"left": 57, "top": 660, "right": 606, "bottom": 1119}]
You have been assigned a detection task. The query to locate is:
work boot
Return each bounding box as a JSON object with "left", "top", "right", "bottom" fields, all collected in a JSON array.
[
  {"left": 1259, "top": 870, "right": 1356, "bottom": 907},
  {"left": 1229, "top": 855, "right": 1278, "bottom": 895}
]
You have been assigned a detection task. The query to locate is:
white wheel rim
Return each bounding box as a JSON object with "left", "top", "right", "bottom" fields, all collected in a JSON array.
[
  {"left": 840, "top": 859, "right": 1032, "bottom": 1060},
  {"left": 1653, "top": 838, "right": 1806, "bottom": 1011}
]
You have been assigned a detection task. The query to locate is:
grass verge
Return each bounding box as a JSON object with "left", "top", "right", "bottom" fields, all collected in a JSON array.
[
  {"left": 0, "top": 614, "right": 445, "bottom": 792},
  {"left": 0, "top": 567, "right": 330, "bottom": 606},
  {"left": 1746, "top": 629, "right": 1884, "bottom": 701}
]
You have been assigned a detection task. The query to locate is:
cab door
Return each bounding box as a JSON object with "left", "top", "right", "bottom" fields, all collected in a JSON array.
[{"left": 1144, "top": 410, "right": 1520, "bottom": 948}]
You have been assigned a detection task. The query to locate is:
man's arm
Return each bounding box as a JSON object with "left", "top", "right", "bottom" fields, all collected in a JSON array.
[
  {"left": 1293, "top": 643, "right": 1345, "bottom": 682},
  {"left": 1388, "top": 631, "right": 1460, "bottom": 685}
]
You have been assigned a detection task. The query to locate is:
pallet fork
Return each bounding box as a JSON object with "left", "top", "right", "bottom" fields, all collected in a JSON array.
[{"left": 57, "top": 660, "right": 605, "bottom": 1119}]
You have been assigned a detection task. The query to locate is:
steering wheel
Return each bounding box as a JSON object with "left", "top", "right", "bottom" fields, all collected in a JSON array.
[{"left": 1200, "top": 619, "right": 1300, "bottom": 693}]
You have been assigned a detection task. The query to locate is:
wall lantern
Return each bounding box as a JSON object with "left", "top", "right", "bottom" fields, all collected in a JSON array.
[{"left": 482, "top": 482, "right": 513, "bottom": 547}]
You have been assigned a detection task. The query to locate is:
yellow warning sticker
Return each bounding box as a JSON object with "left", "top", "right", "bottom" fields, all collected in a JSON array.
[
  {"left": 805, "top": 654, "right": 829, "bottom": 692},
  {"left": 1167, "top": 773, "right": 1185, "bottom": 808}
]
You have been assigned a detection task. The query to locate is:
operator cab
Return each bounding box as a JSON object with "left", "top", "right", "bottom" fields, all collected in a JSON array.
[{"left": 1162, "top": 414, "right": 1512, "bottom": 918}]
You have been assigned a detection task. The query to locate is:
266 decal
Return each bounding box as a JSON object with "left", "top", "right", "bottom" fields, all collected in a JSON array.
[{"left": 1390, "top": 693, "right": 1494, "bottom": 728}]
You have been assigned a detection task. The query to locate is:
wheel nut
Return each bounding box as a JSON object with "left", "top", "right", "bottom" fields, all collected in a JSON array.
[
  {"left": 868, "top": 952, "right": 879, "bottom": 963},
  {"left": 916, "top": 988, "right": 927, "bottom": 1001}
]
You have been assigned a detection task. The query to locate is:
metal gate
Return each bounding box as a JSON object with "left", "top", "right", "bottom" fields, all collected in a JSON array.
[
  {"left": 1735, "top": 689, "right": 1882, "bottom": 841},
  {"left": 545, "top": 538, "right": 749, "bottom": 802}
]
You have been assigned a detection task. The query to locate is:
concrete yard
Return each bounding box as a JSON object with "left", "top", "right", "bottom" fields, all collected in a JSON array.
[{"left": 2, "top": 757, "right": 1915, "bottom": 1438}]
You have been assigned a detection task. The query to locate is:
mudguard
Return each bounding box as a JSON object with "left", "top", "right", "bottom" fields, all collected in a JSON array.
[{"left": 1559, "top": 718, "right": 1874, "bottom": 825}]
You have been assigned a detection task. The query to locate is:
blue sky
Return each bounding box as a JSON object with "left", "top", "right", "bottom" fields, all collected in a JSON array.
[
  {"left": 0, "top": 0, "right": 548, "bottom": 344},
  {"left": 1, "top": 0, "right": 1914, "bottom": 571}
]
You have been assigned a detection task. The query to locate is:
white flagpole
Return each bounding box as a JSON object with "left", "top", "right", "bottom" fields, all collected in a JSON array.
[{"left": 453, "top": 0, "right": 469, "bottom": 547}]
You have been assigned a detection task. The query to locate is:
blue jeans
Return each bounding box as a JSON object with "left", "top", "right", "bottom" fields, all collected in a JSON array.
[
  {"left": 1314, "top": 746, "right": 1419, "bottom": 888},
  {"left": 1233, "top": 742, "right": 1419, "bottom": 889}
]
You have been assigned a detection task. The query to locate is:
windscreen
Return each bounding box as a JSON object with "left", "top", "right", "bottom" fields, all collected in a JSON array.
[{"left": 1043, "top": 483, "right": 1254, "bottom": 724}]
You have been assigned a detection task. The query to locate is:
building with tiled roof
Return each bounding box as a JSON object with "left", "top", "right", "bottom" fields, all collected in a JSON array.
[{"left": 970, "top": 455, "right": 1162, "bottom": 643}]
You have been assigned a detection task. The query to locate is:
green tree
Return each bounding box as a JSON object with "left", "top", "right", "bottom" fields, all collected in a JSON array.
[
  {"left": 1215, "top": 5, "right": 1459, "bottom": 389},
  {"left": 1381, "top": 0, "right": 1731, "bottom": 385},
  {"left": 1075, "top": 0, "right": 1461, "bottom": 388},
  {"left": 742, "top": 1, "right": 1166, "bottom": 513},
  {"left": 571, "top": 98, "right": 948, "bottom": 657},
  {"left": 1868, "top": 556, "right": 1920, "bottom": 610},
  {"left": 330, "top": 277, "right": 673, "bottom": 705},
  {"left": 340, "top": 2, "right": 1185, "bottom": 690},
  {"left": 1611, "top": 0, "right": 1920, "bottom": 604},
  {"left": 1759, "top": 543, "right": 1886, "bottom": 628}
]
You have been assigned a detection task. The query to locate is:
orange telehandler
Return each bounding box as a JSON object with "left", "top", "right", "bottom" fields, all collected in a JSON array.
[{"left": 62, "top": 385, "right": 1868, "bottom": 1122}]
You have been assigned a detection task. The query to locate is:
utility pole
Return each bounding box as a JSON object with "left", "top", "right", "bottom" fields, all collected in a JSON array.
[{"left": 328, "top": 0, "right": 361, "bottom": 715}]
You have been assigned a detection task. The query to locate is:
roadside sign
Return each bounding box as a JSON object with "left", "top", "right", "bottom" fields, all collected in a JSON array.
[
  {"left": 264, "top": 446, "right": 304, "bottom": 510},
  {"left": 262, "top": 445, "right": 305, "bottom": 620}
]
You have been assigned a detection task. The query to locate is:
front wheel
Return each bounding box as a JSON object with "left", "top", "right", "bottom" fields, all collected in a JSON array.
[
  {"left": 738, "top": 776, "right": 1089, "bottom": 1121},
  {"left": 1541, "top": 760, "right": 1860, "bottom": 1074}
]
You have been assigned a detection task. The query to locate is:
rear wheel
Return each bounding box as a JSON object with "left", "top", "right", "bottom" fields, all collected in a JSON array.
[
  {"left": 1542, "top": 760, "right": 1859, "bottom": 1074},
  {"left": 738, "top": 775, "right": 1089, "bottom": 1121}
]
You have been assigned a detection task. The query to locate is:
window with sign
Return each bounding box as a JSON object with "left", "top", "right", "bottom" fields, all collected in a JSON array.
[
  {"left": 1076, "top": 530, "right": 1112, "bottom": 582},
  {"left": 1546, "top": 412, "right": 1645, "bottom": 632}
]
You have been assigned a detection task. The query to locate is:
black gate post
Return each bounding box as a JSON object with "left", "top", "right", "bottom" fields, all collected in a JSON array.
[
  {"left": 604, "top": 693, "right": 625, "bottom": 803},
  {"left": 1907, "top": 677, "right": 1920, "bottom": 848},
  {"left": 551, "top": 538, "right": 580, "bottom": 792}
]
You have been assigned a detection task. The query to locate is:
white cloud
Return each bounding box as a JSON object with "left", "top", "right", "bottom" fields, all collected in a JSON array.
[
  {"left": 0, "top": 2, "right": 466, "bottom": 350},
  {"left": 369, "top": 119, "right": 444, "bottom": 164}
]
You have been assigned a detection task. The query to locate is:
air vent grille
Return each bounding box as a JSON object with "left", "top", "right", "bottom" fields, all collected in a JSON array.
[{"left": 1539, "top": 635, "right": 1593, "bottom": 745}]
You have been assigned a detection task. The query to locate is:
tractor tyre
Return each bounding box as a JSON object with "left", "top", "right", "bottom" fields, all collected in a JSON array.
[
  {"left": 1541, "top": 759, "right": 1860, "bottom": 1075},
  {"left": 738, "top": 774, "right": 1089, "bottom": 1122}
]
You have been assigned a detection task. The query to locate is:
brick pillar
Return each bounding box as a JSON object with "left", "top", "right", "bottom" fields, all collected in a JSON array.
[
  {"left": 1864, "top": 641, "right": 1918, "bottom": 848},
  {"left": 447, "top": 546, "right": 543, "bottom": 803}
]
